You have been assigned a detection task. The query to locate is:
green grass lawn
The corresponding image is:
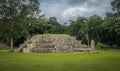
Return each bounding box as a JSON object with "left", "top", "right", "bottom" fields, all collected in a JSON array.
[{"left": 0, "top": 49, "right": 120, "bottom": 71}]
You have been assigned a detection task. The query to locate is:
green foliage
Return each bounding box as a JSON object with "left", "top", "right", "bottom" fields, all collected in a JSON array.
[
  {"left": 69, "top": 16, "right": 103, "bottom": 45},
  {"left": 99, "top": 0, "right": 120, "bottom": 47},
  {"left": 109, "top": 0, "right": 120, "bottom": 35},
  {"left": 0, "top": 0, "right": 40, "bottom": 49},
  {"left": 88, "top": 15, "right": 103, "bottom": 42},
  {"left": 111, "top": 0, "right": 120, "bottom": 12},
  {"left": 69, "top": 17, "right": 88, "bottom": 40},
  {"left": 68, "top": 0, "right": 120, "bottom": 48},
  {"left": 96, "top": 43, "right": 110, "bottom": 49},
  {"left": 48, "top": 17, "right": 68, "bottom": 34}
]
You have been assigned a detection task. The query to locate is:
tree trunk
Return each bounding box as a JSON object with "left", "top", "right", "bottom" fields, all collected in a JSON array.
[
  {"left": 86, "top": 33, "right": 90, "bottom": 47},
  {"left": 26, "top": 29, "right": 30, "bottom": 40},
  {"left": 10, "top": 37, "right": 13, "bottom": 50},
  {"left": 10, "top": 20, "right": 14, "bottom": 50}
]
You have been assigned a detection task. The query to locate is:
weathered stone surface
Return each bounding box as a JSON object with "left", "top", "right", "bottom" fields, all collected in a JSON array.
[
  {"left": 23, "top": 48, "right": 30, "bottom": 53},
  {"left": 91, "top": 40, "right": 95, "bottom": 51},
  {"left": 15, "top": 35, "right": 95, "bottom": 53}
]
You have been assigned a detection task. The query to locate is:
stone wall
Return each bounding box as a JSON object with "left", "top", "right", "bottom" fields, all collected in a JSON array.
[{"left": 15, "top": 34, "right": 95, "bottom": 53}]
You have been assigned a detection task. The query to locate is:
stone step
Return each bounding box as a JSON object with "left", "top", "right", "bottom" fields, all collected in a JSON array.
[{"left": 15, "top": 40, "right": 31, "bottom": 52}]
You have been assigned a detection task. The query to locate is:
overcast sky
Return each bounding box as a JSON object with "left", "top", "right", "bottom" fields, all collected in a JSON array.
[{"left": 39, "top": 0, "right": 113, "bottom": 24}]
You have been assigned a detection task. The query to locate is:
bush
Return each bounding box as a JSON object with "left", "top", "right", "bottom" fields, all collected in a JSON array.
[
  {"left": 96, "top": 42, "right": 110, "bottom": 49},
  {"left": 0, "top": 42, "right": 10, "bottom": 50},
  {"left": 111, "top": 45, "right": 119, "bottom": 49}
]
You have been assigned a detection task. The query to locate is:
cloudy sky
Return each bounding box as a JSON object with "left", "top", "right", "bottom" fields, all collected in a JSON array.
[{"left": 39, "top": 0, "right": 113, "bottom": 24}]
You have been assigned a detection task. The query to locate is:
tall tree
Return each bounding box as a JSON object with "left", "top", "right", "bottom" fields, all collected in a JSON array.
[
  {"left": 22, "top": 0, "right": 40, "bottom": 40},
  {"left": 100, "top": 0, "right": 120, "bottom": 46},
  {"left": 48, "top": 17, "right": 65, "bottom": 34},
  {"left": 69, "top": 17, "right": 88, "bottom": 44},
  {"left": 88, "top": 15, "right": 103, "bottom": 42},
  {"left": 0, "top": 0, "right": 40, "bottom": 50},
  {"left": 111, "top": 0, "right": 120, "bottom": 35}
]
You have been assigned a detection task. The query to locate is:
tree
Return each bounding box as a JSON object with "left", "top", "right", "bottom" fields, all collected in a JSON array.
[
  {"left": 88, "top": 15, "right": 103, "bottom": 42},
  {"left": 100, "top": 0, "right": 120, "bottom": 46},
  {"left": 111, "top": 0, "right": 120, "bottom": 35},
  {"left": 30, "top": 17, "right": 50, "bottom": 35},
  {"left": 48, "top": 17, "right": 65, "bottom": 34},
  {"left": 101, "top": 12, "right": 120, "bottom": 46},
  {"left": 0, "top": 0, "right": 40, "bottom": 50},
  {"left": 49, "top": 17, "right": 58, "bottom": 25},
  {"left": 69, "top": 17, "right": 88, "bottom": 44},
  {"left": 22, "top": 0, "right": 40, "bottom": 40},
  {"left": 0, "top": 0, "right": 23, "bottom": 50}
]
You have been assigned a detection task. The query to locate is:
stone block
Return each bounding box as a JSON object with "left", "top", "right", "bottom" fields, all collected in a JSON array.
[{"left": 23, "top": 48, "right": 30, "bottom": 53}]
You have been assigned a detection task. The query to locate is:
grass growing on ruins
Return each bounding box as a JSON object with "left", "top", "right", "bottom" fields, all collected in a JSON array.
[
  {"left": 0, "top": 49, "right": 120, "bottom": 71},
  {"left": 34, "top": 34, "right": 70, "bottom": 36}
]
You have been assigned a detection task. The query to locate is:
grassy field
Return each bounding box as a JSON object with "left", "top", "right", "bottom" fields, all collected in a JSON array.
[{"left": 0, "top": 49, "right": 120, "bottom": 71}]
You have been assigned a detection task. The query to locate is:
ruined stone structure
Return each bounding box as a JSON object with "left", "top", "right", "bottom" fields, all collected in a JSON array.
[{"left": 14, "top": 34, "right": 95, "bottom": 53}]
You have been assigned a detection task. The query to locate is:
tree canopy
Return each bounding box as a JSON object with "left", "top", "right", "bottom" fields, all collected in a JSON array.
[{"left": 0, "top": 0, "right": 40, "bottom": 50}]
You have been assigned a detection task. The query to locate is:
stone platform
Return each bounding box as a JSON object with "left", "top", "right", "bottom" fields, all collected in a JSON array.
[{"left": 14, "top": 34, "right": 95, "bottom": 53}]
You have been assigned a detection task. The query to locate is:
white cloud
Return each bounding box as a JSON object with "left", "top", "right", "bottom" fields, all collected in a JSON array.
[
  {"left": 40, "top": 0, "right": 113, "bottom": 24},
  {"left": 62, "top": 7, "right": 92, "bottom": 20},
  {"left": 61, "top": 0, "right": 113, "bottom": 23}
]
